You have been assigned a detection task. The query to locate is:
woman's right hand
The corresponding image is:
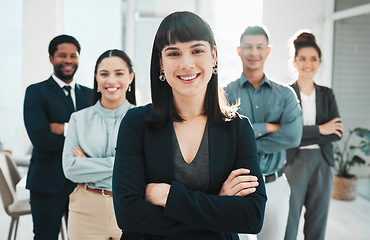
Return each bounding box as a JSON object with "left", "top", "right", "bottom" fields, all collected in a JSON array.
[
  {"left": 219, "top": 168, "right": 259, "bottom": 197},
  {"left": 319, "top": 117, "right": 343, "bottom": 137}
]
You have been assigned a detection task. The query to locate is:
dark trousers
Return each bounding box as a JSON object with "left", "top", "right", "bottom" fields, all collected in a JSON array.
[
  {"left": 30, "top": 190, "right": 71, "bottom": 240},
  {"left": 284, "top": 149, "right": 333, "bottom": 240}
]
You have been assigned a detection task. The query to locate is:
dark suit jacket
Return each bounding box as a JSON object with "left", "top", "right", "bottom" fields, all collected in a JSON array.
[
  {"left": 286, "top": 82, "right": 341, "bottom": 166},
  {"left": 23, "top": 76, "right": 92, "bottom": 193},
  {"left": 112, "top": 105, "right": 267, "bottom": 240}
]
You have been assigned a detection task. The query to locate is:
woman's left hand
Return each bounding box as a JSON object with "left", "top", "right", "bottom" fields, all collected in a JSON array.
[
  {"left": 72, "top": 146, "right": 88, "bottom": 157},
  {"left": 219, "top": 168, "right": 259, "bottom": 196},
  {"left": 145, "top": 183, "right": 171, "bottom": 207}
]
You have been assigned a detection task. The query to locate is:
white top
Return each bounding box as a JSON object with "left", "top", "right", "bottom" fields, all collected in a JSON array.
[{"left": 300, "top": 90, "right": 320, "bottom": 149}]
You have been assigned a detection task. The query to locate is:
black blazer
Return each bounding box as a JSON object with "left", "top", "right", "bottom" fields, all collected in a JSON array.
[
  {"left": 113, "top": 105, "right": 267, "bottom": 240},
  {"left": 286, "top": 82, "right": 341, "bottom": 166},
  {"left": 23, "top": 76, "right": 92, "bottom": 193}
]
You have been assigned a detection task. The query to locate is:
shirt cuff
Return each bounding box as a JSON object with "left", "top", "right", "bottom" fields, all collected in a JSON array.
[
  {"left": 64, "top": 123, "right": 69, "bottom": 137},
  {"left": 253, "top": 123, "right": 267, "bottom": 138}
]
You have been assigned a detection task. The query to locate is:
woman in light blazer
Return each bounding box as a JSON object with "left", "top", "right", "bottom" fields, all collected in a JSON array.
[
  {"left": 62, "top": 49, "right": 136, "bottom": 240},
  {"left": 284, "top": 32, "right": 343, "bottom": 240},
  {"left": 112, "top": 11, "right": 267, "bottom": 240}
]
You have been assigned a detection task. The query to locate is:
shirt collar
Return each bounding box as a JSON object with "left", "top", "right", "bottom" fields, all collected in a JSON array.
[
  {"left": 52, "top": 74, "right": 76, "bottom": 90},
  {"left": 94, "top": 99, "right": 133, "bottom": 118},
  {"left": 239, "top": 73, "right": 272, "bottom": 88}
]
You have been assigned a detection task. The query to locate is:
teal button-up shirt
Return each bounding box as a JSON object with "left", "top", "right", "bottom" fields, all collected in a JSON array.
[{"left": 224, "top": 74, "right": 303, "bottom": 175}]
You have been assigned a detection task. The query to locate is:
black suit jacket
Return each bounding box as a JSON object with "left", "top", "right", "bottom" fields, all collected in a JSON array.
[
  {"left": 286, "top": 82, "right": 341, "bottom": 166},
  {"left": 24, "top": 76, "right": 92, "bottom": 193},
  {"left": 113, "top": 105, "right": 267, "bottom": 240}
]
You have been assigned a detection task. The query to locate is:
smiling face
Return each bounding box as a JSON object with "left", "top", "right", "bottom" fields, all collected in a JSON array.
[
  {"left": 160, "top": 40, "right": 217, "bottom": 103},
  {"left": 293, "top": 46, "right": 321, "bottom": 80},
  {"left": 96, "top": 56, "right": 134, "bottom": 109},
  {"left": 238, "top": 35, "right": 271, "bottom": 73},
  {"left": 49, "top": 43, "right": 79, "bottom": 83}
]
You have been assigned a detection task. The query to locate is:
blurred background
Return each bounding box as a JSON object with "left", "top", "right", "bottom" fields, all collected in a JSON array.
[{"left": 0, "top": 0, "right": 369, "bottom": 177}]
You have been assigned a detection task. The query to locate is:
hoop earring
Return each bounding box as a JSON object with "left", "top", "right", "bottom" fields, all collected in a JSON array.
[
  {"left": 159, "top": 70, "right": 166, "bottom": 82},
  {"left": 212, "top": 66, "right": 218, "bottom": 75},
  {"left": 128, "top": 85, "right": 131, "bottom": 92}
]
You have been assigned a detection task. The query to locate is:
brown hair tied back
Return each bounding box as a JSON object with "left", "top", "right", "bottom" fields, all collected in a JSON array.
[
  {"left": 293, "top": 32, "right": 321, "bottom": 59},
  {"left": 294, "top": 32, "right": 316, "bottom": 45}
]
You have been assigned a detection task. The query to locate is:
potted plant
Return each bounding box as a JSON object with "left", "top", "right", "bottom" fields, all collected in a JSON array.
[{"left": 332, "top": 127, "right": 370, "bottom": 200}]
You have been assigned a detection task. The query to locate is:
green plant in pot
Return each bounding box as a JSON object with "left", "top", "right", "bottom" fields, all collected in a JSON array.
[{"left": 332, "top": 128, "right": 370, "bottom": 200}]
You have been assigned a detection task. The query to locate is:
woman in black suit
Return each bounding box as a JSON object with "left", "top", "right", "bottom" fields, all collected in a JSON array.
[
  {"left": 112, "top": 11, "right": 266, "bottom": 240},
  {"left": 284, "top": 32, "right": 343, "bottom": 240}
]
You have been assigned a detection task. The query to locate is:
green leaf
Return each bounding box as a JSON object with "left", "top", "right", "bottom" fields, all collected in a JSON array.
[
  {"left": 334, "top": 128, "right": 370, "bottom": 176},
  {"left": 349, "top": 145, "right": 357, "bottom": 150},
  {"left": 351, "top": 155, "right": 366, "bottom": 165},
  {"left": 354, "top": 128, "right": 370, "bottom": 142},
  {"left": 360, "top": 144, "right": 370, "bottom": 155}
]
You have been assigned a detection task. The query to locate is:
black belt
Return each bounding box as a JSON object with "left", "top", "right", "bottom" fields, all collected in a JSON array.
[{"left": 263, "top": 169, "right": 284, "bottom": 183}]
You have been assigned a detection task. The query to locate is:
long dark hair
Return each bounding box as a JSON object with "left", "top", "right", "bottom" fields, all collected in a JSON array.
[
  {"left": 92, "top": 49, "right": 136, "bottom": 105},
  {"left": 147, "top": 11, "right": 235, "bottom": 127}
]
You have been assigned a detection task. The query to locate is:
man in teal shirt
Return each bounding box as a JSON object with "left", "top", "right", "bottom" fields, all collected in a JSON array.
[{"left": 224, "top": 26, "right": 302, "bottom": 240}]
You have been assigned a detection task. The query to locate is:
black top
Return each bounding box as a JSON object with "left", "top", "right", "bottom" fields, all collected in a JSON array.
[{"left": 173, "top": 125, "right": 209, "bottom": 192}]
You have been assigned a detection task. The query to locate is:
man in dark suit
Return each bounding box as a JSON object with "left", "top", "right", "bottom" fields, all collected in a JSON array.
[{"left": 23, "top": 35, "right": 92, "bottom": 240}]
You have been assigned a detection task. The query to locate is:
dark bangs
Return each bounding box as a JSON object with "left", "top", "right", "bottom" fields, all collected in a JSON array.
[
  {"left": 147, "top": 11, "right": 235, "bottom": 127},
  {"left": 154, "top": 11, "right": 215, "bottom": 54}
]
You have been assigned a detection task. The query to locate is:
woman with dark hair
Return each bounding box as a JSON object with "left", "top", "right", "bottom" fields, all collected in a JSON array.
[
  {"left": 112, "top": 11, "right": 266, "bottom": 239},
  {"left": 284, "top": 32, "right": 342, "bottom": 240},
  {"left": 62, "top": 49, "right": 136, "bottom": 239}
]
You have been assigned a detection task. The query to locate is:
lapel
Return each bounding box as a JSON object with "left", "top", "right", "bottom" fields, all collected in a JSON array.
[
  {"left": 208, "top": 124, "right": 220, "bottom": 193},
  {"left": 47, "top": 77, "right": 75, "bottom": 113},
  {"left": 292, "top": 81, "right": 323, "bottom": 125},
  {"left": 148, "top": 121, "right": 175, "bottom": 183},
  {"left": 75, "top": 84, "right": 84, "bottom": 111},
  {"left": 291, "top": 82, "right": 301, "bottom": 107},
  {"left": 314, "top": 83, "right": 324, "bottom": 124}
]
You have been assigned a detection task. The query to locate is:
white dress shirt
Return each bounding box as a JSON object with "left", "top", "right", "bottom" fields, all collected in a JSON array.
[{"left": 300, "top": 90, "right": 320, "bottom": 149}]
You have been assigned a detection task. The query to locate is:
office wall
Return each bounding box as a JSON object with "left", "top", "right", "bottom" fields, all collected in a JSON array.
[
  {"left": 0, "top": 0, "right": 23, "bottom": 154},
  {"left": 262, "top": 0, "right": 326, "bottom": 84},
  {"left": 0, "top": 0, "right": 123, "bottom": 156}
]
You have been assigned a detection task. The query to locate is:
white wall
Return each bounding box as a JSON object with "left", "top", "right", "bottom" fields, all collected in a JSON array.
[
  {"left": 63, "top": 0, "right": 123, "bottom": 88},
  {"left": 129, "top": 0, "right": 262, "bottom": 105},
  {"left": 23, "top": 0, "right": 64, "bottom": 89},
  {"left": 0, "top": 0, "right": 124, "bottom": 156},
  {"left": 215, "top": 0, "right": 263, "bottom": 87},
  {"left": 262, "top": 0, "right": 327, "bottom": 84},
  {"left": 0, "top": 0, "right": 23, "bottom": 154},
  {"left": 128, "top": 0, "right": 217, "bottom": 105}
]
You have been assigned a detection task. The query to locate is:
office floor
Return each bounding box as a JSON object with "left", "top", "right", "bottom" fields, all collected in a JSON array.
[{"left": 1, "top": 179, "right": 370, "bottom": 240}]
